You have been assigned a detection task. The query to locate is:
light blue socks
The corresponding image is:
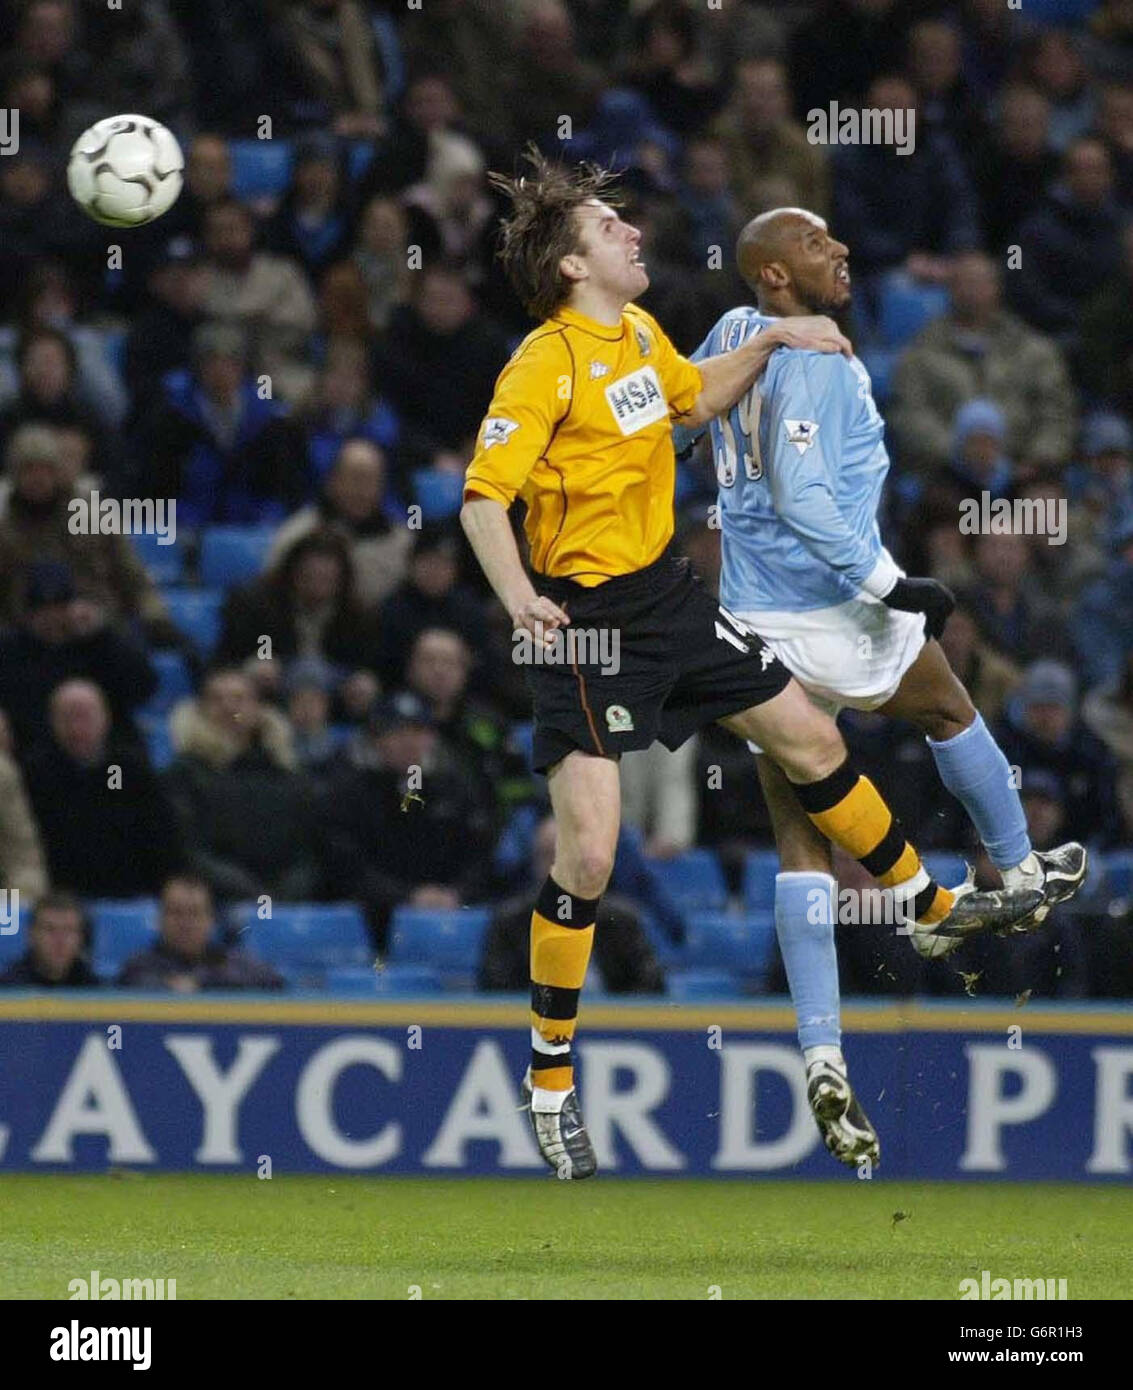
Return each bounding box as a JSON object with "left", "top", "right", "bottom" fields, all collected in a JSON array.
[
  {"left": 775, "top": 871, "right": 841, "bottom": 1055},
  {"left": 926, "top": 713, "right": 1032, "bottom": 873}
]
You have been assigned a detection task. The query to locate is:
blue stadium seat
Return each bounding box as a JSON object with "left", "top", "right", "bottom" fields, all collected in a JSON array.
[
  {"left": 132, "top": 529, "right": 184, "bottom": 585},
  {"left": 148, "top": 650, "right": 193, "bottom": 711},
  {"left": 229, "top": 138, "right": 294, "bottom": 201},
  {"left": 666, "top": 968, "right": 741, "bottom": 1000},
  {"left": 877, "top": 272, "right": 949, "bottom": 349},
  {"left": 1104, "top": 849, "right": 1133, "bottom": 901},
  {"left": 388, "top": 907, "right": 491, "bottom": 974},
  {"left": 742, "top": 849, "right": 780, "bottom": 911},
  {"left": 649, "top": 848, "right": 728, "bottom": 913},
  {"left": 236, "top": 904, "right": 371, "bottom": 971},
  {"left": 138, "top": 713, "right": 175, "bottom": 771},
  {"left": 326, "top": 964, "right": 444, "bottom": 996},
  {"left": 199, "top": 527, "right": 276, "bottom": 589},
  {"left": 162, "top": 588, "right": 224, "bottom": 657},
  {"left": 412, "top": 469, "right": 464, "bottom": 520},
  {"left": 90, "top": 900, "right": 160, "bottom": 974},
  {"left": 322, "top": 965, "right": 382, "bottom": 995},
  {"left": 684, "top": 909, "right": 776, "bottom": 978}
]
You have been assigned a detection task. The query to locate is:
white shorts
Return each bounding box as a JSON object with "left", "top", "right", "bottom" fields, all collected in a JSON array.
[{"left": 734, "top": 596, "right": 927, "bottom": 753}]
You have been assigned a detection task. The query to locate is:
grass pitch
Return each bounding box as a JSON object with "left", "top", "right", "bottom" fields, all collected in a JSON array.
[{"left": 2, "top": 1174, "right": 1131, "bottom": 1300}]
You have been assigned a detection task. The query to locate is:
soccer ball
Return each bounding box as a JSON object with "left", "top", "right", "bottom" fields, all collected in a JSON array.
[{"left": 67, "top": 114, "right": 184, "bottom": 227}]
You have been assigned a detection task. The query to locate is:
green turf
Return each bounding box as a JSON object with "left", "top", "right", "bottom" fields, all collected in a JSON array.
[{"left": 1, "top": 1174, "right": 1131, "bottom": 1300}]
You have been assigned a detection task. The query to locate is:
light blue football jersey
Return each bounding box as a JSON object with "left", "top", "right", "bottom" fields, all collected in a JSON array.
[{"left": 674, "top": 309, "right": 893, "bottom": 613}]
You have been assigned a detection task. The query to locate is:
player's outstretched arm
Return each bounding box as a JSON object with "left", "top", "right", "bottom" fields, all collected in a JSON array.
[
  {"left": 459, "top": 496, "right": 568, "bottom": 644},
  {"left": 685, "top": 315, "right": 852, "bottom": 427}
]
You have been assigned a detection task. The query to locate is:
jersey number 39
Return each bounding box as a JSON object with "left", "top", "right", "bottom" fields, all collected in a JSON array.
[{"left": 714, "top": 384, "right": 763, "bottom": 488}]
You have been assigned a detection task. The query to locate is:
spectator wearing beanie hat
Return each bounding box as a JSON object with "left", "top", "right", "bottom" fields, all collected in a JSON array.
[{"left": 994, "top": 659, "right": 1121, "bottom": 847}]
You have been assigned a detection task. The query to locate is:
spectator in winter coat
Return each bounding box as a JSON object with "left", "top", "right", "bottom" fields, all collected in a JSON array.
[
  {"left": 262, "top": 133, "right": 354, "bottom": 284},
  {"left": 889, "top": 252, "right": 1076, "bottom": 476},
  {"left": 0, "top": 424, "right": 170, "bottom": 635},
  {"left": 0, "top": 893, "right": 99, "bottom": 988},
  {"left": 0, "top": 261, "right": 128, "bottom": 429},
  {"left": 958, "top": 533, "right": 1073, "bottom": 670},
  {"left": 374, "top": 266, "right": 509, "bottom": 471},
  {"left": 165, "top": 669, "right": 320, "bottom": 902},
  {"left": 0, "top": 326, "right": 121, "bottom": 489},
  {"left": 711, "top": 57, "right": 828, "bottom": 220},
  {"left": 291, "top": 341, "right": 400, "bottom": 498},
  {"left": 128, "top": 321, "right": 308, "bottom": 528},
  {"left": 23, "top": 679, "right": 179, "bottom": 897},
  {"left": 830, "top": 75, "right": 980, "bottom": 285},
  {"left": 0, "top": 560, "right": 157, "bottom": 755},
  {"left": 973, "top": 84, "right": 1059, "bottom": 253},
  {"left": 994, "top": 660, "right": 1121, "bottom": 849},
  {"left": 118, "top": 874, "right": 283, "bottom": 992},
  {"left": 266, "top": 438, "right": 411, "bottom": 610},
  {"left": 217, "top": 527, "right": 382, "bottom": 723},
  {"left": 405, "top": 626, "right": 533, "bottom": 829},
  {"left": 375, "top": 525, "right": 486, "bottom": 690},
  {"left": 121, "top": 237, "right": 209, "bottom": 419},
  {"left": 1011, "top": 137, "right": 1124, "bottom": 346},
  {"left": 200, "top": 198, "right": 318, "bottom": 403},
  {"left": 319, "top": 690, "right": 493, "bottom": 948}
]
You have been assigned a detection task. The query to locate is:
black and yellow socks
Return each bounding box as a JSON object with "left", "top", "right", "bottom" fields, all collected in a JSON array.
[
  {"left": 792, "top": 758, "right": 955, "bottom": 926},
  {"left": 529, "top": 877, "right": 597, "bottom": 1108}
]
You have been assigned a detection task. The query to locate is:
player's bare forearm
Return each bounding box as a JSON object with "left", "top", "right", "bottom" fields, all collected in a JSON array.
[
  {"left": 684, "top": 315, "right": 853, "bottom": 427},
  {"left": 459, "top": 495, "right": 568, "bottom": 641}
]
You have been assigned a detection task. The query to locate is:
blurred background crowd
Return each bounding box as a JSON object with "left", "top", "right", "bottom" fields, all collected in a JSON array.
[{"left": 0, "top": 0, "right": 1132, "bottom": 1002}]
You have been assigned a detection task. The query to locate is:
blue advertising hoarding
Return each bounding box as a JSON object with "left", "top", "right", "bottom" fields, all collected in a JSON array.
[{"left": 1, "top": 996, "right": 1131, "bottom": 1179}]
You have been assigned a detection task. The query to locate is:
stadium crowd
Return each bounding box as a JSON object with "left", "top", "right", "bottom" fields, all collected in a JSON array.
[{"left": 0, "top": 0, "right": 1132, "bottom": 1000}]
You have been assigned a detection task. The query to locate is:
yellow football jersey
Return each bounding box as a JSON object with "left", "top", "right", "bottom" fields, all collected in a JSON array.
[{"left": 464, "top": 303, "right": 703, "bottom": 585}]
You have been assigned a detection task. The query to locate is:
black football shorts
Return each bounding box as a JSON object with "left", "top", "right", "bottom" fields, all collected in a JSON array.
[{"left": 523, "top": 547, "right": 792, "bottom": 775}]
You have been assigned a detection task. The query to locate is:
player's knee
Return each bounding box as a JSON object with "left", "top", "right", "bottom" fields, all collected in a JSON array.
[
  {"left": 920, "top": 691, "right": 977, "bottom": 743},
  {"left": 556, "top": 837, "right": 615, "bottom": 898},
  {"left": 777, "top": 713, "right": 846, "bottom": 784}
]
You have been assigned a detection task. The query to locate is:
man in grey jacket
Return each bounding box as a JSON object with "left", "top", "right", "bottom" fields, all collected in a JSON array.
[{"left": 889, "top": 251, "right": 1076, "bottom": 475}]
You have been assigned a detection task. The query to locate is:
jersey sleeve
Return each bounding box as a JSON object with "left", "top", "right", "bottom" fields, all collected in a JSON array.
[
  {"left": 464, "top": 333, "right": 569, "bottom": 507},
  {"left": 761, "top": 352, "right": 898, "bottom": 594},
  {"left": 631, "top": 307, "right": 703, "bottom": 421}
]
